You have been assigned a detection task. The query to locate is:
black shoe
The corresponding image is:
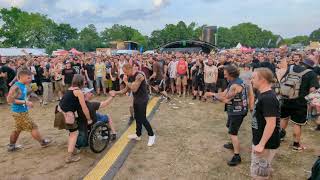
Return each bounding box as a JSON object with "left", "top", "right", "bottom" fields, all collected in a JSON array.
[
  {"left": 227, "top": 155, "right": 241, "bottom": 166},
  {"left": 223, "top": 142, "right": 234, "bottom": 150},
  {"left": 199, "top": 96, "right": 202, "bottom": 101},
  {"left": 111, "top": 134, "right": 117, "bottom": 141},
  {"left": 192, "top": 96, "right": 196, "bottom": 100},
  {"left": 128, "top": 116, "right": 134, "bottom": 125},
  {"left": 280, "top": 129, "right": 286, "bottom": 141}
]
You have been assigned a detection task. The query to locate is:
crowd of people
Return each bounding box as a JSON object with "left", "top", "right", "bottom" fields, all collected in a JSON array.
[{"left": 1, "top": 45, "right": 320, "bottom": 179}]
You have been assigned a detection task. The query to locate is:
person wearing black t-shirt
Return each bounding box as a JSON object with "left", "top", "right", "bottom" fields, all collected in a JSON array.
[
  {"left": 251, "top": 68, "right": 280, "bottom": 179},
  {"left": 280, "top": 59, "right": 319, "bottom": 151},
  {"left": 72, "top": 58, "right": 82, "bottom": 74},
  {"left": 84, "top": 59, "right": 95, "bottom": 89},
  {"left": 62, "top": 62, "right": 77, "bottom": 90},
  {"left": 38, "top": 62, "right": 53, "bottom": 105}
]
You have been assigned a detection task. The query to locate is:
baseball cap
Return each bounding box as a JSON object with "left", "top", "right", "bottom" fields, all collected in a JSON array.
[{"left": 82, "top": 88, "right": 94, "bottom": 94}]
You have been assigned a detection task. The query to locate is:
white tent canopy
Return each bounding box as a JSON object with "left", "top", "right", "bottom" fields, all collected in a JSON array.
[
  {"left": 0, "top": 47, "right": 48, "bottom": 57},
  {"left": 235, "top": 43, "right": 242, "bottom": 49}
]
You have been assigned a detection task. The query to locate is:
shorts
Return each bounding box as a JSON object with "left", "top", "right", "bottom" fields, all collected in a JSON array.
[
  {"left": 96, "top": 77, "right": 106, "bottom": 89},
  {"left": 104, "top": 79, "right": 113, "bottom": 89},
  {"left": 0, "top": 84, "right": 8, "bottom": 96},
  {"left": 65, "top": 83, "right": 71, "bottom": 91},
  {"left": 226, "top": 115, "right": 246, "bottom": 135},
  {"left": 170, "top": 78, "right": 176, "bottom": 85},
  {"left": 54, "top": 80, "right": 64, "bottom": 92},
  {"left": 205, "top": 83, "right": 217, "bottom": 93},
  {"left": 192, "top": 78, "right": 204, "bottom": 91},
  {"left": 12, "top": 112, "right": 38, "bottom": 132},
  {"left": 251, "top": 146, "right": 277, "bottom": 179},
  {"left": 57, "top": 106, "right": 78, "bottom": 132},
  {"left": 176, "top": 75, "right": 187, "bottom": 86},
  {"left": 281, "top": 102, "right": 307, "bottom": 125}
]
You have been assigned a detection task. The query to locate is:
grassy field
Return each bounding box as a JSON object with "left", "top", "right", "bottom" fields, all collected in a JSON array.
[
  {"left": 114, "top": 96, "right": 320, "bottom": 180},
  {"left": 0, "top": 95, "right": 319, "bottom": 179}
]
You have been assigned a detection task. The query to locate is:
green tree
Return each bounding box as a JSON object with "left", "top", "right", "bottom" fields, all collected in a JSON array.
[
  {"left": 71, "top": 24, "right": 104, "bottom": 52},
  {"left": 148, "top": 21, "right": 202, "bottom": 49},
  {"left": 0, "top": 7, "right": 57, "bottom": 48},
  {"left": 101, "top": 24, "right": 147, "bottom": 49},
  {"left": 310, "top": 28, "right": 320, "bottom": 42},
  {"left": 53, "top": 23, "right": 78, "bottom": 47},
  {"left": 283, "top": 35, "right": 309, "bottom": 46},
  {"left": 46, "top": 42, "right": 62, "bottom": 55}
]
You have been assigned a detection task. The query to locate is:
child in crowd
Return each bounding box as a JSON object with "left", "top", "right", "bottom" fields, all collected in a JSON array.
[{"left": 6, "top": 69, "right": 51, "bottom": 152}]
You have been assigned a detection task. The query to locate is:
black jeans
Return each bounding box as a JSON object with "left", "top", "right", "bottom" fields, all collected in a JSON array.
[{"left": 134, "top": 101, "right": 154, "bottom": 137}]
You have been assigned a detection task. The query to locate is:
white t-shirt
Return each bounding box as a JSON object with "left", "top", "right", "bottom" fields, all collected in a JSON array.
[
  {"left": 168, "top": 61, "right": 178, "bottom": 78},
  {"left": 204, "top": 65, "right": 218, "bottom": 83}
]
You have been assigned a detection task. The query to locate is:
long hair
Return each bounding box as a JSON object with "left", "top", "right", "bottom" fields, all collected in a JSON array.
[{"left": 71, "top": 74, "right": 85, "bottom": 88}]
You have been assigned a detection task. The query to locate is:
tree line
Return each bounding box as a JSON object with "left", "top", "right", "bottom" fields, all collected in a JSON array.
[{"left": 0, "top": 7, "right": 320, "bottom": 54}]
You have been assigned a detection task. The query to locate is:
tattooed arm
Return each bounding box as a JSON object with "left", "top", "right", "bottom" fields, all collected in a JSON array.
[
  {"left": 214, "top": 84, "right": 242, "bottom": 103},
  {"left": 7, "top": 85, "right": 25, "bottom": 104},
  {"left": 124, "top": 74, "right": 144, "bottom": 93}
]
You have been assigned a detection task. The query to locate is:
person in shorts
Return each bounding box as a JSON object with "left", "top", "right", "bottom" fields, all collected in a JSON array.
[
  {"left": 176, "top": 57, "right": 189, "bottom": 97},
  {"left": 251, "top": 68, "right": 280, "bottom": 179},
  {"left": 280, "top": 59, "right": 319, "bottom": 151},
  {"left": 204, "top": 58, "right": 218, "bottom": 101},
  {"left": 211, "top": 65, "right": 254, "bottom": 166},
  {"left": 149, "top": 57, "right": 170, "bottom": 100},
  {"left": 6, "top": 69, "right": 51, "bottom": 152},
  {"left": 59, "top": 74, "right": 93, "bottom": 163},
  {"left": 167, "top": 56, "right": 177, "bottom": 94}
]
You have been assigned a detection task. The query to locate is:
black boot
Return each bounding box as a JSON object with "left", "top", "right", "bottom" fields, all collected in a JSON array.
[{"left": 227, "top": 154, "right": 241, "bottom": 166}]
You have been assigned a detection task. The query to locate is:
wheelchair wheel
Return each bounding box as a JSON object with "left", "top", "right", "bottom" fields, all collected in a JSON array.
[{"left": 88, "top": 121, "right": 110, "bottom": 153}]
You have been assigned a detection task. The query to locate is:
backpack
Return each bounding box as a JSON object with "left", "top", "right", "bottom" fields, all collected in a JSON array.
[
  {"left": 308, "top": 157, "right": 320, "bottom": 180},
  {"left": 280, "top": 65, "right": 311, "bottom": 99}
]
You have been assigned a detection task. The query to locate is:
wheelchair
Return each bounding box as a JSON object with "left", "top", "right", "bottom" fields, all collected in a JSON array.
[
  {"left": 76, "top": 117, "right": 111, "bottom": 153},
  {"left": 54, "top": 105, "right": 111, "bottom": 154}
]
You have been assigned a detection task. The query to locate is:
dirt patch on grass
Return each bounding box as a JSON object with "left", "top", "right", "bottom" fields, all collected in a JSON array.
[
  {"left": 0, "top": 96, "right": 131, "bottom": 180},
  {"left": 114, "top": 97, "right": 320, "bottom": 180}
]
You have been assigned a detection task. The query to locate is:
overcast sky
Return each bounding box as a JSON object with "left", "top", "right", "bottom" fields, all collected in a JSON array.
[{"left": 0, "top": 0, "right": 319, "bottom": 38}]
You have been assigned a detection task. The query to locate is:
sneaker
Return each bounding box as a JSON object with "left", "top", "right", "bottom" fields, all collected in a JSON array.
[
  {"left": 223, "top": 142, "right": 234, "bottom": 150},
  {"left": 65, "top": 153, "right": 81, "bottom": 164},
  {"left": 128, "top": 116, "right": 134, "bottom": 125},
  {"left": 73, "top": 148, "right": 81, "bottom": 155},
  {"left": 227, "top": 155, "right": 241, "bottom": 166},
  {"left": 111, "top": 134, "right": 117, "bottom": 141},
  {"left": 192, "top": 96, "right": 196, "bottom": 100},
  {"left": 128, "top": 134, "right": 141, "bottom": 141},
  {"left": 7, "top": 144, "right": 23, "bottom": 152},
  {"left": 293, "top": 144, "right": 306, "bottom": 152},
  {"left": 147, "top": 135, "right": 156, "bottom": 147},
  {"left": 41, "top": 139, "right": 52, "bottom": 148}
]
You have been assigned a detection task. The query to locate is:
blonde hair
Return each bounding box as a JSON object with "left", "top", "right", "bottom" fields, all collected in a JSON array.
[
  {"left": 255, "top": 68, "right": 276, "bottom": 84},
  {"left": 123, "top": 63, "right": 133, "bottom": 71}
]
